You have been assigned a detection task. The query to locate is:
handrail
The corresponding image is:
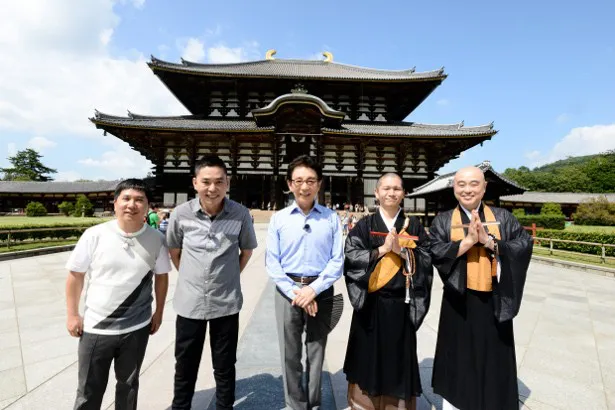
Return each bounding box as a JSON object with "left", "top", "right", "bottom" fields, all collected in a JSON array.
[
  {"left": 534, "top": 237, "right": 615, "bottom": 248},
  {"left": 532, "top": 235, "right": 615, "bottom": 264}
]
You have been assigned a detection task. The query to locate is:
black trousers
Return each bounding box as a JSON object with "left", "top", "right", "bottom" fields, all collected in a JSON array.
[
  {"left": 172, "top": 313, "right": 239, "bottom": 410},
  {"left": 74, "top": 325, "right": 150, "bottom": 410}
]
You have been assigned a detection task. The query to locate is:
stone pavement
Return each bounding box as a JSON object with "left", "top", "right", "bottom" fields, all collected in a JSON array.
[{"left": 1, "top": 222, "right": 614, "bottom": 409}]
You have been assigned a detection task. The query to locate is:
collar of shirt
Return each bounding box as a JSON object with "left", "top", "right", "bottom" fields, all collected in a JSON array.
[
  {"left": 113, "top": 220, "right": 147, "bottom": 238},
  {"left": 190, "top": 197, "right": 230, "bottom": 217},
  {"left": 459, "top": 201, "right": 482, "bottom": 219},
  {"left": 378, "top": 207, "right": 402, "bottom": 231},
  {"left": 289, "top": 201, "right": 323, "bottom": 217}
]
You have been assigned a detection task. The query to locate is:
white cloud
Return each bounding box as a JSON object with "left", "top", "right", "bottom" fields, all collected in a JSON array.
[
  {"left": 525, "top": 150, "right": 540, "bottom": 160},
  {"left": 99, "top": 28, "right": 114, "bottom": 46},
  {"left": 0, "top": 1, "right": 187, "bottom": 168},
  {"left": 55, "top": 170, "right": 82, "bottom": 181},
  {"left": 0, "top": 1, "right": 187, "bottom": 180},
  {"left": 130, "top": 0, "right": 145, "bottom": 9},
  {"left": 7, "top": 143, "right": 17, "bottom": 156},
  {"left": 181, "top": 37, "right": 205, "bottom": 62},
  {"left": 436, "top": 98, "right": 450, "bottom": 106},
  {"left": 529, "top": 123, "right": 615, "bottom": 167},
  {"left": 28, "top": 136, "right": 57, "bottom": 151},
  {"left": 556, "top": 113, "right": 570, "bottom": 124},
  {"left": 78, "top": 141, "right": 153, "bottom": 179},
  {"left": 207, "top": 45, "right": 244, "bottom": 64},
  {"left": 205, "top": 24, "right": 222, "bottom": 37},
  {"left": 206, "top": 41, "right": 260, "bottom": 64},
  {"left": 307, "top": 52, "right": 325, "bottom": 61}
]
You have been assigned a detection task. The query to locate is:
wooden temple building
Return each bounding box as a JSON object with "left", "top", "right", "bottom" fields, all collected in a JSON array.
[
  {"left": 408, "top": 160, "right": 526, "bottom": 221},
  {"left": 91, "top": 50, "right": 498, "bottom": 209},
  {"left": 0, "top": 180, "right": 119, "bottom": 214}
]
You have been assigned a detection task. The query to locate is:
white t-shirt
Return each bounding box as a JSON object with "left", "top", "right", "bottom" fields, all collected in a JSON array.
[{"left": 66, "top": 220, "right": 172, "bottom": 335}]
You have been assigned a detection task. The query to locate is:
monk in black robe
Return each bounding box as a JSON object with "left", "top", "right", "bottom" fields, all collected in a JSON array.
[
  {"left": 429, "top": 166, "right": 533, "bottom": 410},
  {"left": 343, "top": 173, "right": 433, "bottom": 410}
]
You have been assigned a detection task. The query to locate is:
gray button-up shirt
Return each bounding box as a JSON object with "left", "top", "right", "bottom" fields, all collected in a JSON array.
[{"left": 167, "top": 198, "right": 258, "bottom": 320}]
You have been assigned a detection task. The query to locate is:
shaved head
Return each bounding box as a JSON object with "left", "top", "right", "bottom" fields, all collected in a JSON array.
[
  {"left": 453, "top": 166, "right": 487, "bottom": 210},
  {"left": 454, "top": 167, "right": 485, "bottom": 184},
  {"left": 376, "top": 172, "right": 403, "bottom": 189}
]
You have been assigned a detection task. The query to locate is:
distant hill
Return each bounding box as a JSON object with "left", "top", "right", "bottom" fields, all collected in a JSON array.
[
  {"left": 533, "top": 154, "right": 599, "bottom": 172},
  {"left": 502, "top": 151, "right": 615, "bottom": 193}
]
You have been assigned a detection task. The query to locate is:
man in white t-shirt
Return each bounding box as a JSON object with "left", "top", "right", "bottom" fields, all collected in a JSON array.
[{"left": 65, "top": 178, "right": 172, "bottom": 410}]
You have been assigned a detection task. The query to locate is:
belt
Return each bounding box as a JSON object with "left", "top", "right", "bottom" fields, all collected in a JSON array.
[{"left": 287, "top": 274, "right": 318, "bottom": 285}]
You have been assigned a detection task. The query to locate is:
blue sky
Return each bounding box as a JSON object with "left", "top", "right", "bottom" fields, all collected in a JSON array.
[{"left": 1, "top": 0, "right": 614, "bottom": 181}]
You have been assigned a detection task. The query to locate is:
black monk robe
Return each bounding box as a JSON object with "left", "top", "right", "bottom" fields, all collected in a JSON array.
[
  {"left": 429, "top": 205, "right": 533, "bottom": 410},
  {"left": 343, "top": 212, "right": 433, "bottom": 402}
]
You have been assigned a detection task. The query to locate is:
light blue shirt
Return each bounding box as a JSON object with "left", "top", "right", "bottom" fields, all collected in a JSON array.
[{"left": 266, "top": 201, "right": 344, "bottom": 300}]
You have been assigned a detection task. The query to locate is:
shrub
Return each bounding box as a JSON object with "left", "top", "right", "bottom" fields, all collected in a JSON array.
[
  {"left": 0, "top": 221, "right": 103, "bottom": 243},
  {"left": 517, "top": 214, "right": 565, "bottom": 230},
  {"left": 512, "top": 208, "right": 525, "bottom": 218},
  {"left": 540, "top": 202, "right": 564, "bottom": 216},
  {"left": 25, "top": 202, "right": 48, "bottom": 217},
  {"left": 573, "top": 196, "right": 615, "bottom": 226},
  {"left": 57, "top": 201, "right": 75, "bottom": 217},
  {"left": 73, "top": 194, "right": 94, "bottom": 217},
  {"left": 536, "top": 229, "right": 615, "bottom": 257}
]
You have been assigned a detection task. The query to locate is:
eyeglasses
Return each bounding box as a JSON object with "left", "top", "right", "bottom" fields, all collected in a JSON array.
[{"left": 290, "top": 179, "right": 319, "bottom": 187}]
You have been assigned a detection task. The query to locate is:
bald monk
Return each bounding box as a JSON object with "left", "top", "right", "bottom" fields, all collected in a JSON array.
[
  {"left": 343, "top": 173, "right": 433, "bottom": 410},
  {"left": 429, "top": 167, "right": 533, "bottom": 410}
]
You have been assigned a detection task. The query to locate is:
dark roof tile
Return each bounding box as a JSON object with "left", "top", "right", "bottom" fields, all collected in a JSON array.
[{"left": 149, "top": 56, "right": 446, "bottom": 82}]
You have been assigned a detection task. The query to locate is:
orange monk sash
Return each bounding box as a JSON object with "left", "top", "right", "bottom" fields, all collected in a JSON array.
[
  {"left": 368, "top": 229, "right": 416, "bottom": 293},
  {"left": 451, "top": 205, "right": 501, "bottom": 292}
]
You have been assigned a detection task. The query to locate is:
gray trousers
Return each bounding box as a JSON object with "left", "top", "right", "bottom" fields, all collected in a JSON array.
[
  {"left": 275, "top": 286, "right": 333, "bottom": 410},
  {"left": 74, "top": 325, "right": 150, "bottom": 410}
]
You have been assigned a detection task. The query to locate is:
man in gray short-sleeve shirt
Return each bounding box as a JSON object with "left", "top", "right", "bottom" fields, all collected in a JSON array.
[{"left": 167, "top": 155, "right": 257, "bottom": 410}]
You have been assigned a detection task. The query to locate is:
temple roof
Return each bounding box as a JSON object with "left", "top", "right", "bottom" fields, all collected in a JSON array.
[
  {"left": 0, "top": 180, "right": 120, "bottom": 194},
  {"left": 91, "top": 111, "right": 496, "bottom": 138},
  {"left": 408, "top": 161, "right": 525, "bottom": 197},
  {"left": 501, "top": 192, "right": 615, "bottom": 204},
  {"left": 149, "top": 56, "right": 446, "bottom": 82},
  {"left": 91, "top": 111, "right": 273, "bottom": 132}
]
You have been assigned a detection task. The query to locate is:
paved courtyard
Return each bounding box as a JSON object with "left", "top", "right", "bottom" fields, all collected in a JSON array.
[{"left": 1, "top": 223, "right": 614, "bottom": 409}]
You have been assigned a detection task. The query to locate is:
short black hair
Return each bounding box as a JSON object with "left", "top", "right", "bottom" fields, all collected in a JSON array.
[
  {"left": 194, "top": 155, "right": 228, "bottom": 177},
  {"left": 286, "top": 155, "right": 323, "bottom": 181},
  {"left": 114, "top": 178, "right": 151, "bottom": 202}
]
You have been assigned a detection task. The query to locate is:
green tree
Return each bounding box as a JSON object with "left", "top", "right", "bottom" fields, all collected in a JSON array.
[
  {"left": 573, "top": 196, "right": 615, "bottom": 226},
  {"left": 25, "top": 201, "right": 48, "bottom": 217},
  {"left": 1, "top": 148, "right": 57, "bottom": 181},
  {"left": 540, "top": 202, "right": 564, "bottom": 216},
  {"left": 512, "top": 208, "right": 526, "bottom": 218},
  {"left": 73, "top": 194, "right": 94, "bottom": 217},
  {"left": 57, "top": 201, "right": 75, "bottom": 216},
  {"left": 582, "top": 152, "right": 615, "bottom": 193}
]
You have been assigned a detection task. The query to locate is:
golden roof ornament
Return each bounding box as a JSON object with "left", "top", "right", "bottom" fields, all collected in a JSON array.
[
  {"left": 291, "top": 83, "right": 308, "bottom": 94},
  {"left": 323, "top": 51, "right": 333, "bottom": 62},
  {"left": 265, "top": 49, "right": 277, "bottom": 60}
]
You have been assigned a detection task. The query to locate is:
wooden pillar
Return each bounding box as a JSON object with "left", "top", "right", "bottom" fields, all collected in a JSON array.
[
  {"left": 261, "top": 175, "right": 266, "bottom": 209},
  {"left": 329, "top": 176, "right": 334, "bottom": 207},
  {"left": 271, "top": 134, "right": 281, "bottom": 210},
  {"left": 347, "top": 177, "right": 352, "bottom": 205}
]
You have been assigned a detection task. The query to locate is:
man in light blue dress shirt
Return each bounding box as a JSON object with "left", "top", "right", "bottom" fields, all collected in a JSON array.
[{"left": 266, "top": 155, "right": 344, "bottom": 410}]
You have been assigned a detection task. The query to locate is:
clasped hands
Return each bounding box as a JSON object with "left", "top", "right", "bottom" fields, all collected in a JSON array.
[
  {"left": 463, "top": 210, "right": 492, "bottom": 249},
  {"left": 379, "top": 228, "right": 402, "bottom": 256},
  {"left": 292, "top": 286, "right": 318, "bottom": 317}
]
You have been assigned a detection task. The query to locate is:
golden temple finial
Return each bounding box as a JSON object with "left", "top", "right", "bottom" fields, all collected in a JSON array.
[
  {"left": 323, "top": 51, "right": 333, "bottom": 63},
  {"left": 265, "top": 49, "right": 277, "bottom": 60}
]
